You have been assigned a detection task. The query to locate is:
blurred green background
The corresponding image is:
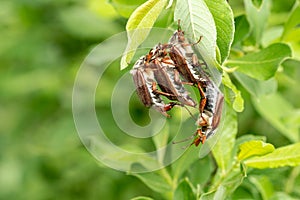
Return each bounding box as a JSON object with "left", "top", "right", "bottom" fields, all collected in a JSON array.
[
  {"left": 0, "top": 0, "right": 298, "bottom": 199},
  {"left": 0, "top": 0, "right": 153, "bottom": 199}
]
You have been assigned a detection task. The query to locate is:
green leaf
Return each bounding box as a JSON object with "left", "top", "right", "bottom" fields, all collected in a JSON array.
[
  {"left": 108, "top": 0, "right": 146, "bottom": 18},
  {"left": 226, "top": 43, "right": 292, "bottom": 80},
  {"left": 281, "top": 59, "right": 300, "bottom": 82},
  {"left": 281, "top": 2, "right": 300, "bottom": 59},
  {"left": 270, "top": 192, "right": 297, "bottom": 200},
  {"left": 215, "top": 168, "right": 245, "bottom": 196},
  {"left": 152, "top": 123, "right": 169, "bottom": 164},
  {"left": 212, "top": 102, "right": 238, "bottom": 171},
  {"left": 131, "top": 171, "right": 172, "bottom": 194},
  {"left": 248, "top": 175, "right": 274, "bottom": 200},
  {"left": 200, "top": 186, "right": 226, "bottom": 200},
  {"left": 252, "top": 93, "right": 299, "bottom": 142},
  {"left": 87, "top": 136, "right": 162, "bottom": 173},
  {"left": 244, "top": 0, "right": 270, "bottom": 45},
  {"left": 204, "top": 167, "right": 245, "bottom": 200},
  {"left": 187, "top": 156, "right": 214, "bottom": 186},
  {"left": 171, "top": 146, "right": 199, "bottom": 181},
  {"left": 234, "top": 72, "right": 277, "bottom": 98},
  {"left": 204, "top": 0, "right": 234, "bottom": 64},
  {"left": 232, "top": 15, "right": 250, "bottom": 46},
  {"left": 245, "top": 143, "right": 300, "bottom": 168},
  {"left": 174, "top": 0, "right": 217, "bottom": 66},
  {"left": 120, "top": 0, "right": 168, "bottom": 70},
  {"left": 222, "top": 71, "right": 244, "bottom": 112},
  {"left": 174, "top": 178, "right": 196, "bottom": 200},
  {"left": 279, "top": 59, "right": 300, "bottom": 102},
  {"left": 89, "top": 0, "right": 118, "bottom": 18},
  {"left": 281, "top": 1, "right": 300, "bottom": 40},
  {"left": 131, "top": 196, "right": 154, "bottom": 200},
  {"left": 238, "top": 140, "right": 275, "bottom": 161},
  {"left": 261, "top": 26, "right": 283, "bottom": 47},
  {"left": 232, "top": 135, "right": 267, "bottom": 159}
]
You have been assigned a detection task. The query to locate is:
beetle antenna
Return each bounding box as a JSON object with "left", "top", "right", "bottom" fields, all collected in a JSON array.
[
  {"left": 172, "top": 134, "right": 195, "bottom": 144},
  {"left": 172, "top": 132, "right": 197, "bottom": 149},
  {"left": 182, "top": 105, "right": 197, "bottom": 122}
]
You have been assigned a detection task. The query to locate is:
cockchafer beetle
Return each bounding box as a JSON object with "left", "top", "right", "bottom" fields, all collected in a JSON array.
[
  {"left": 167, "top": 20, "right": 209, "bottom": 116},
  {"left": 152, "top": 58, "right": 196, "bottom": 108},
  {"left": 130, "top": 57, "right": 178, "bottom": 117},
  {"left": 192, "top": 83, "right": 224, "bottom": 146},
  {"left": 131, "top": 48, "right": 197, "bottom": 118},
  {"left": 131, "top": 20, "right": 224, "bottom": 146},
  {"left": 167, "top": 20, "right": 224, "bottom": 146},
  {"left": 146, "top": 44, "right": 197, "bottom": 108},
  {"left": 172, "top": 80, "right": 224, "bottom": 147},
  {"left": 134, "top": 43, "right": 197, "bottom": 100}
]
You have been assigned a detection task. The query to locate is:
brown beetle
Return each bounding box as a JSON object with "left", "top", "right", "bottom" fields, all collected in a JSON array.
[
  {"left": 166, "top": 21, "right": 210, "bottom": 115},
  {"left": 130, "top": 57, "right": 178, "bottom": 117},
  {"left": 192, "top": 85, "right": 224, "bottom": 146},
  {"left": 146, "top": 44, "right": 197, "bottom": 108},
  {"left": 140, "top": 44, "right": 197, "bottom": 105},
  {"left": 168, "top": 20, "right": 224, "bottom": 145}
]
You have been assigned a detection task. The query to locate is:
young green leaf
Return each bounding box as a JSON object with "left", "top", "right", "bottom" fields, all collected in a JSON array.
[
  {"left": 174, "top": 0, "right": 217, "bottom": 66},
  {"left": 234, "top": 72, "right": 277, "bottom": 98},
  {"left": 238, "top": 140, "right": 275, "bottom": 161},
  {"left": 204, "top": 0, "right": 234, "bottom": 63},
  {"left": 252, "top": 93, "right": 299, "bottom": 142},
  {"left": 245, "top": 143, "right": 300, "bottom": 168},
  {"left": 226, "top": 43, "right": 292, "bottom": 80},
  {"left": 222, "top": 71, "right": 244, "bottom": 112},
  {"left": 244, "top": 0, "right": 270, "bottom": 45},
  {"left": 120, "top": 0, "right": 168, "bottom": 70},
  {"left": 174, "top": 178, "right": 196, "bottom": 200},
  {"left": 232, "top": 135, "right": 267, "bottom": 160}
]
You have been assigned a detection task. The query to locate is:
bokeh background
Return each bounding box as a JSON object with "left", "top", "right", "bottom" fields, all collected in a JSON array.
[{"left": 0, "top": 0, "right": 298, "bottom": 199}]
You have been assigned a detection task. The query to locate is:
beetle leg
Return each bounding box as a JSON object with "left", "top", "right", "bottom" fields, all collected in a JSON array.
[
  {"left": 152, "top": 82, "right": 177, "bottom": 98},
  {"left": 181, "top": 81, "right": 194, "bottom": 86},
  {"left": 164, "top": 102, "right": 180, "bottom": 112},
  {"left": 197, "top": 82, "right": 206, "bottom": 114},
  {"left": 182, "top": 35, "right": 203, "bottom": 47},
  {"left": 192, "top": 36, "right": 203, "bottom": 46},
  {"left": 161, "top": 57, "right": 175, "bottom": 66},
  {"left": 193, "top": 129, "right": 206, "bottom": 146}
]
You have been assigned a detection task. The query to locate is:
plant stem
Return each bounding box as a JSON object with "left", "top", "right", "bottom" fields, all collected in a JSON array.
[
  {"left": 209, "top": 158, "right": 241, "bottom": 191},
  {"left": 285, "top": 166, "right": 300, "bottom": 194}
]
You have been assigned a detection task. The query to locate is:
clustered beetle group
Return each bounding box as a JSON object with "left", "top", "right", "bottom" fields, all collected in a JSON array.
[{"left": 130, "top": 20, "right": 224, "bottom": 147}]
